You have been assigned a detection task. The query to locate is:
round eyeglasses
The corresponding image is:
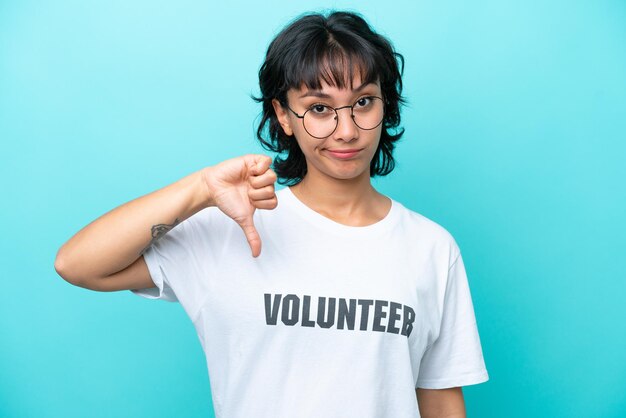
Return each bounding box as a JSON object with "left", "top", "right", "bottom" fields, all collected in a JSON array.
[{"left": 286, "top": 96, "right": 385, "bottom": 139}]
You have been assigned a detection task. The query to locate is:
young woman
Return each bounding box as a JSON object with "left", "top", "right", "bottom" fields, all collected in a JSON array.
[{"left": 55, "top": 11, "right": 488, "bottom": 418}]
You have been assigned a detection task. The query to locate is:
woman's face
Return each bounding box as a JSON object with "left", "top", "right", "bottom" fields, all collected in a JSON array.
[{"left": 272, "top": 76, "right": 384, "bottom": 184}]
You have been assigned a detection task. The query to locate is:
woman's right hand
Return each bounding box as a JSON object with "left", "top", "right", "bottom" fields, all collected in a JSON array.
[{"left": 201, "top": 154, "right": 278, "bottom": 257}]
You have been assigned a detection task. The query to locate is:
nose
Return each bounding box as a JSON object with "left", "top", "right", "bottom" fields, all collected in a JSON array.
[{"left": 332, "top": 106, "right": 359, "bottom": 142}]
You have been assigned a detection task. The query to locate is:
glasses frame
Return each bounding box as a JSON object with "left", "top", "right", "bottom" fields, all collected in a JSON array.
[{"left": 285, "top": 96, "right": 385, "bottom": 139}]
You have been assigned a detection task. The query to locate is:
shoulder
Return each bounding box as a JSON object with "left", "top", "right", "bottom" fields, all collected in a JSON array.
[
  {"left": 391, "top": 200, "right": 461, "bottom": 261},
  {"left": 392, "top": 200, "right": 454, "bottom": 240}
]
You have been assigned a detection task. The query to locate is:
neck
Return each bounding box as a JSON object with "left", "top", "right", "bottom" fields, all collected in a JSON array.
[{"left": 289, "top": 172, "right": 390, "bottom": 226}]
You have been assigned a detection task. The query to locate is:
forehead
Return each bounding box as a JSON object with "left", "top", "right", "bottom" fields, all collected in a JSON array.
[
  {"left": 280, "top": 43, "right": 382, "bottom": 95},
  {"left": 289, "top": 78, "right": 381, "bottom": 100}
]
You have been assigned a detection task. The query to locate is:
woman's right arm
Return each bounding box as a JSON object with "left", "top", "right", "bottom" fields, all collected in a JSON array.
[{"left": 54, "top": 154, "right": 277, "bottom": 292}]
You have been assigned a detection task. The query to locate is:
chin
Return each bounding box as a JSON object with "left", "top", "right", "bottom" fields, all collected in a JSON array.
[
  {"left": 322, "top": 165, "right": 370, "bottom": 182},
  {"left": 305, "top": 153, "right": 374, "bottom": 182}
]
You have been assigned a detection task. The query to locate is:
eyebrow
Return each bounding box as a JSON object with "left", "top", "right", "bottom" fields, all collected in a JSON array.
[{"left": 298, "top": 82, "right": 376, "bottom": 99}]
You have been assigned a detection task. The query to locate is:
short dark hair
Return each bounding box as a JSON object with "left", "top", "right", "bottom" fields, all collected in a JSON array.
[{"left": 254, "top": 10, "right": 405, "bottom": 185}]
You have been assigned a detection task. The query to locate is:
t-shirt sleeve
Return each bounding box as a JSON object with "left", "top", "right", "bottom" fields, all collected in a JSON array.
[
  {"left": 416, "top": 247, "right": 489, "bottom": 389},
  {"left": 130, "top": 209, "right": 215, "bottom": 320}
]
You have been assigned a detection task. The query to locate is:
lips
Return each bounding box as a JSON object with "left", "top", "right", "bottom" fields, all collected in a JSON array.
[{"left": 325, "top": 148, "right": 363, "bottom": 159}]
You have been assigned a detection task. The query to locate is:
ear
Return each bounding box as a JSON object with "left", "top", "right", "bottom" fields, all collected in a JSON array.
[{"left": 271, "top": 99, "right": 294, "bottom": 136}]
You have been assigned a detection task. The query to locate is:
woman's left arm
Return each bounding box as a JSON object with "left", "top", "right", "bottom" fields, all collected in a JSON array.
[{"left": 416, "top": 387, "right": 466, "bottom": 418}]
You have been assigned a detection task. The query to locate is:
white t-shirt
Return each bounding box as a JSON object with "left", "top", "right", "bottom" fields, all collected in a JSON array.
[{"left": 132, "top": 186, "right": 489, "bottom": 418}]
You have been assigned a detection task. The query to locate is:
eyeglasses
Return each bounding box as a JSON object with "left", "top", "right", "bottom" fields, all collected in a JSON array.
[{"left": 286, "top": 96, "right": 385, "bottom": 139}]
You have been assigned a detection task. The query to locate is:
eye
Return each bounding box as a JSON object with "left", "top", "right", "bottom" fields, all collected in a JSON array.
[
  {"left": 309, "top": 104, "right": 331, "bottom": 114},
  {"left": 355, "top": 96, "right": 374, "bottom": 108}
]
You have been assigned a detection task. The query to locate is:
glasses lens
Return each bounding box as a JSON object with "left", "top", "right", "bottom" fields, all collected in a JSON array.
[
  {"left": 302, "top": 106, "right": 337, "bottom": 139},
  {"left": 353, "top": 97, "right": 384, "bottom": 130}
]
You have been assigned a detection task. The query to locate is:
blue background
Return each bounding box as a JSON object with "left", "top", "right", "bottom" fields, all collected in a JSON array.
[{"left": 1, "top": 1, "right": 625, "bottom": 417}]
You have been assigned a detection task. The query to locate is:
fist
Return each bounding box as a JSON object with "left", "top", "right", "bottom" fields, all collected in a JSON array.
[{"left": 201, "top": 154, "right": 278, "bottom": 257}]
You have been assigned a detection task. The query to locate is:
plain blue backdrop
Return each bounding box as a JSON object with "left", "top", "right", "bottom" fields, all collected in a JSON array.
[{"left": 1, "top": 1, "right": 625, "bottom": 417}]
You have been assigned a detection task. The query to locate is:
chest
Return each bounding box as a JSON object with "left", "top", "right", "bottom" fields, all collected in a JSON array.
[{"left": 197, "top": 233, "right": 446, "bottom": 352}]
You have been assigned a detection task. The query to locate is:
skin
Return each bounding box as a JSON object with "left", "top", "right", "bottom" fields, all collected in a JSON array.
[{"left": 416, "top": 387, "right": 466, "bottom": 418}]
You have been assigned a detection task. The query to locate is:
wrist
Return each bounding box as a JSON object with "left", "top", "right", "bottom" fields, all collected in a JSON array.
[{"left": 197, "top": 167, "right": 216, "bottom": 208}]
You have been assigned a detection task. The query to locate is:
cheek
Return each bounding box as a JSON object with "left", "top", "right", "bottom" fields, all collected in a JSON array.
[
  {"left": 290, "top": 122, "right": 308, "bottom": 144},
  {"left": 291, "top": 136, "right": 316, "bottom": 163},
  {"left": 292, "top": 129, "right": 319, "bottom": 154}
]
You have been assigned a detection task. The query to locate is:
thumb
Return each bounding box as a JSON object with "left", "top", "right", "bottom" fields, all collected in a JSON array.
[{"left": 238, "top": 215, "right": 262, "bottom": 257}]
